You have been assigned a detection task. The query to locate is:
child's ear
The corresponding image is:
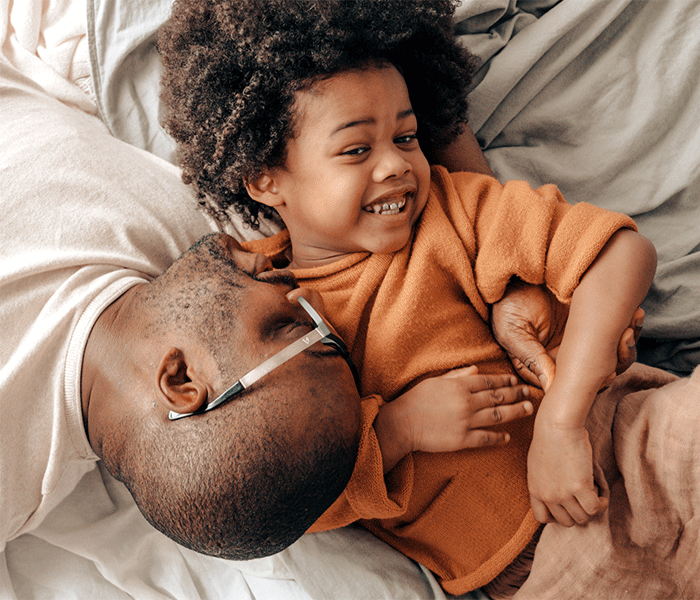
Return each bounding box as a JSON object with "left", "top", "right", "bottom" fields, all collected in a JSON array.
[{"left": 245, "top": 172, "right": 285, "bottom": 208}]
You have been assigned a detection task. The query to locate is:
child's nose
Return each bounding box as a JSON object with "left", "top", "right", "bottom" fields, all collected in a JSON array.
[{"left": 373, "top": 147, "right": 412, "bottom": 182}]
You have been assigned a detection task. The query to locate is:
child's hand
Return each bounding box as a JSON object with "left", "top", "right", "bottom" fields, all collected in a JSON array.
[
  {"left": 527, "top": 410, "right": 608, "bottom": 527},
  {"left": 375, "top": 367, "right": 533, "bottom": 472}
]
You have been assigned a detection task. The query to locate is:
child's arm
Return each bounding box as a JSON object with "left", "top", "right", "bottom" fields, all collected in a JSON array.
[
  {"left": 490, "top": 280, "right": 645, "bottom": 391},
  {"left": 374, "top": 366, "right": 533, "bottom": 473},
  {"left": 527, "top": 228, "right": 657, "bottom": 526}
]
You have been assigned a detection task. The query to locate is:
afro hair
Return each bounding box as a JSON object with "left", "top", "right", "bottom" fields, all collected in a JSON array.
[{"left": 159, "top": 0, "right": 479, "bottom": 228}]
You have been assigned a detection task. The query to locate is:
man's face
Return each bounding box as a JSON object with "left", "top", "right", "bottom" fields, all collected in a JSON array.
[
  {"left": 175, "top": 234, "right": 361, "bottom": 429},
  {"left": 270, "top": 64, "right": 431, "bottom": 266}
]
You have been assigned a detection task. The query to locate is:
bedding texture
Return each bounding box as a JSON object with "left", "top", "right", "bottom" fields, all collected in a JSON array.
[{"left": 2, "top": 0, "right": 699, "bottom": 598}]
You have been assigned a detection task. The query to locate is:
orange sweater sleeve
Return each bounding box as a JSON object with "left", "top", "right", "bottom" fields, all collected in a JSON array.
[
  {"left": 436, "top": 168, "right": 637, "bottom": 305},
  {"left": 308, "top": 394, "right": 413, "bottom": 532}
]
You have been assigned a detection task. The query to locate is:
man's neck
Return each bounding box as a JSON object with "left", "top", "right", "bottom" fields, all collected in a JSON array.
[{"left": 81, "top": 283, "right": 145, "bottom": 453}]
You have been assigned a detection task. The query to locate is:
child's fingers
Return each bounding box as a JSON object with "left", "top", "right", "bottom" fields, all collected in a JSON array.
[
  {"left": 469, "top": 399, "right": 534, "bottom": 430},
  {"left": 546, "top": 504, "right": 577, "bottom": 527},
  {"left": 439, "top": 365, "right": 479, "bottom": 379},
  {"left": 576, "top": 488, "right": 609, "bottom": 519},
  {"left": 460, "top": 429, "right": 512, "bottom": 449},
  {"left": 545, "top": 494, "right": 608, "bottom": 528},
  {"left": 530, "top": 497, "right": 556, "bottom": 524},
  {"left": 532, "top": 488, "right": 608, "bottom": 527}
]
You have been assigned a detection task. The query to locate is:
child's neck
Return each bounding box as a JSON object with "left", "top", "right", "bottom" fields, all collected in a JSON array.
[{"left": 287, "top": 242, "right": 355, "bottom": 270}]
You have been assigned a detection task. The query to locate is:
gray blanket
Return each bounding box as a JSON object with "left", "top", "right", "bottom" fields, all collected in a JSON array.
[{"left": 456, "top": 0, "right": 700, "bottom": 375}]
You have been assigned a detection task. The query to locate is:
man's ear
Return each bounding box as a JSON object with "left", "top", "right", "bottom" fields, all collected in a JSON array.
[
  {"left": 245, "top": 172, "right": 285, "bottom": 208},
  {"left": 156, "top": 347, "right": 209, "bottom": 415}
]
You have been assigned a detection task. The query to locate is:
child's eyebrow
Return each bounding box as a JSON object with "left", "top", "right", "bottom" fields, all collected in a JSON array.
[{"left": 330, "top": 109, "right": 415, "bottom": 136}]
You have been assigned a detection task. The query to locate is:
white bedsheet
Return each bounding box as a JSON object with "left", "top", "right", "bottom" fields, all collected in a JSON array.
[
  {"left": 0, "top": 0, "right": 95, "bottom": 112},
  {"left": 1, "top": 464, "right": 460, "bottom": 600},
  {"left": 3, "top": 0, "right": 699, "bottom": 598}
]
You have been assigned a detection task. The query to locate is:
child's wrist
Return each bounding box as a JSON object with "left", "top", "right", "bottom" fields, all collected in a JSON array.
[{"left": 537, "top": 378, "right": 598, "bottom": 429}]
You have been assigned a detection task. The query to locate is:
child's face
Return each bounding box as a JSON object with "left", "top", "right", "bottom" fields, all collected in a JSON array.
[{"left": 255, "top": 65, "right": 431, "bottom": 267}]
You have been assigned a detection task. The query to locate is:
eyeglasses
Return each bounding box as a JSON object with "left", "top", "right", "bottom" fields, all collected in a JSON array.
[{"left": 169, "top": 295, "right": 359, "bottom": 420}]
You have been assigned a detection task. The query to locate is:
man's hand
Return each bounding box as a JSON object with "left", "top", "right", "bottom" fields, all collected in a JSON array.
[
  {"left": 374, "top": 367, "right": 533, "bottom": 473},
  {"left": 491, "top": 281, "right": 644, "bottom": 391}
]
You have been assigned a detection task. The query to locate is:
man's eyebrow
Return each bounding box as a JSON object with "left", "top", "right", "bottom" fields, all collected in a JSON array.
[{"left": 330, "top": 108, "right": 415, "bottom": 136}]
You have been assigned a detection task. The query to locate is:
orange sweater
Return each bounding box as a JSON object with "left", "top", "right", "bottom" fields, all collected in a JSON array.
[{"left": 244, "top": 166, "right": 636, "bottom": 593}]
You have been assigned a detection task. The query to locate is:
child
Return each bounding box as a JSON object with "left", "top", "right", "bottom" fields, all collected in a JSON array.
[{"left": 159, "top": 0, "right": 657, "bottom": 594}]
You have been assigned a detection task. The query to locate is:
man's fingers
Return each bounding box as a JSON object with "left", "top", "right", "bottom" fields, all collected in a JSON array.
[
  {"left": 615, "top": 307, "right": 644, "bottom": 375},
  {"left": 526, "top": 353, "right": 556, "bottom": 392},
  {"left": 509, "top": 351, "right": 556, "bottom": 391},
  {"left": 464, "top": 373, "right": 519, "bottom": 393},
  {"left": 615, "top": 327, "right": 638, "bottom": 377},
  {"left": 632, "top": 307, "right": 645, "bottom": 342},
  {"left": 495, "top": 321, "right": 556, "bottom": 388},
  {"left": 468, "top": 380, "right": 532, "bottom": 407}
]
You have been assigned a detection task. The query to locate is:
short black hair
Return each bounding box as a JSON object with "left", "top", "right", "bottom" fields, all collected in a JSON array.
[
  {"left": 115, "top": 394, "right": 358, "bottom": 560},
  {"left": 159, "top": 0, "right": 479, "bottom": 228},
  {"left": 103, "top": 234, "right": 360, "bottom": 559}
]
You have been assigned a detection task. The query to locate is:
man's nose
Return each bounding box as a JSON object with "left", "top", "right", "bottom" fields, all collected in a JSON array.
[
  {"left": 221, "top": 234, "right": 274, "bottom": 276},
  {"left": 372, "top": 147, "right": 412, "bottom": 182},
  {"left": 239, "top": 251, "right": 274, "bottom": 277}
]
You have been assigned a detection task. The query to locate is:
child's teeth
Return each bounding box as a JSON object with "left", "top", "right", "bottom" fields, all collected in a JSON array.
[{"left": 366, "top": 196, "right": 408, "bottom": 214}]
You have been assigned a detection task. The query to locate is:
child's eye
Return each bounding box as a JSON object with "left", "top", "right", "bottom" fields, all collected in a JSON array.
[
  {"left": 395, "top": 134, "right": 418, "bottom": 145},
  {"left": 341, "top": 146, "right": 369, "bottom": 157}
]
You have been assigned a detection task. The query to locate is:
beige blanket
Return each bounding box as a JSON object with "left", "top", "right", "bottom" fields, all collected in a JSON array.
[{"left": 512, "top": 363, "right": 699, "bottom": 599}]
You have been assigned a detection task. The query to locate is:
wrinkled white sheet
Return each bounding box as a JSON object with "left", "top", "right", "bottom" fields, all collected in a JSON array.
[
  {"left": 3, "top": 0, "right": 699, "bottom": 598},
  {"left": 1, "top": 464, "right": 459, "bottom": 600},
  {"left": 0, "top": 0, "right": 95, "bottom": 111}
]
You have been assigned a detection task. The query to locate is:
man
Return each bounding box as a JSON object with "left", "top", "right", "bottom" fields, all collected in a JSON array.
[{"left": 0, "top": 58, "right": 360, "bottom": 558}]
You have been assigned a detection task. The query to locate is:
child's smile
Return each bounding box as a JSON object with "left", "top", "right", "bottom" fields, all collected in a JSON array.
[
  {"left": 247, "top": 64, "right": 431, "bottom": 269},
  {"left": 362, "top": 187, "right": 412, "bottom": 215}
]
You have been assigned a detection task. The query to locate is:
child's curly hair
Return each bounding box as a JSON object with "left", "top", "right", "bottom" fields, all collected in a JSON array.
[{"left": 159, "top": 0, "right": 479, "bottom": 228}]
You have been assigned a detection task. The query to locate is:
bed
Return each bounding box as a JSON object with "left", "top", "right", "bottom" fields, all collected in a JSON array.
[{"left": 1, "top": 0, "right": 698, "bottom": 598}]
